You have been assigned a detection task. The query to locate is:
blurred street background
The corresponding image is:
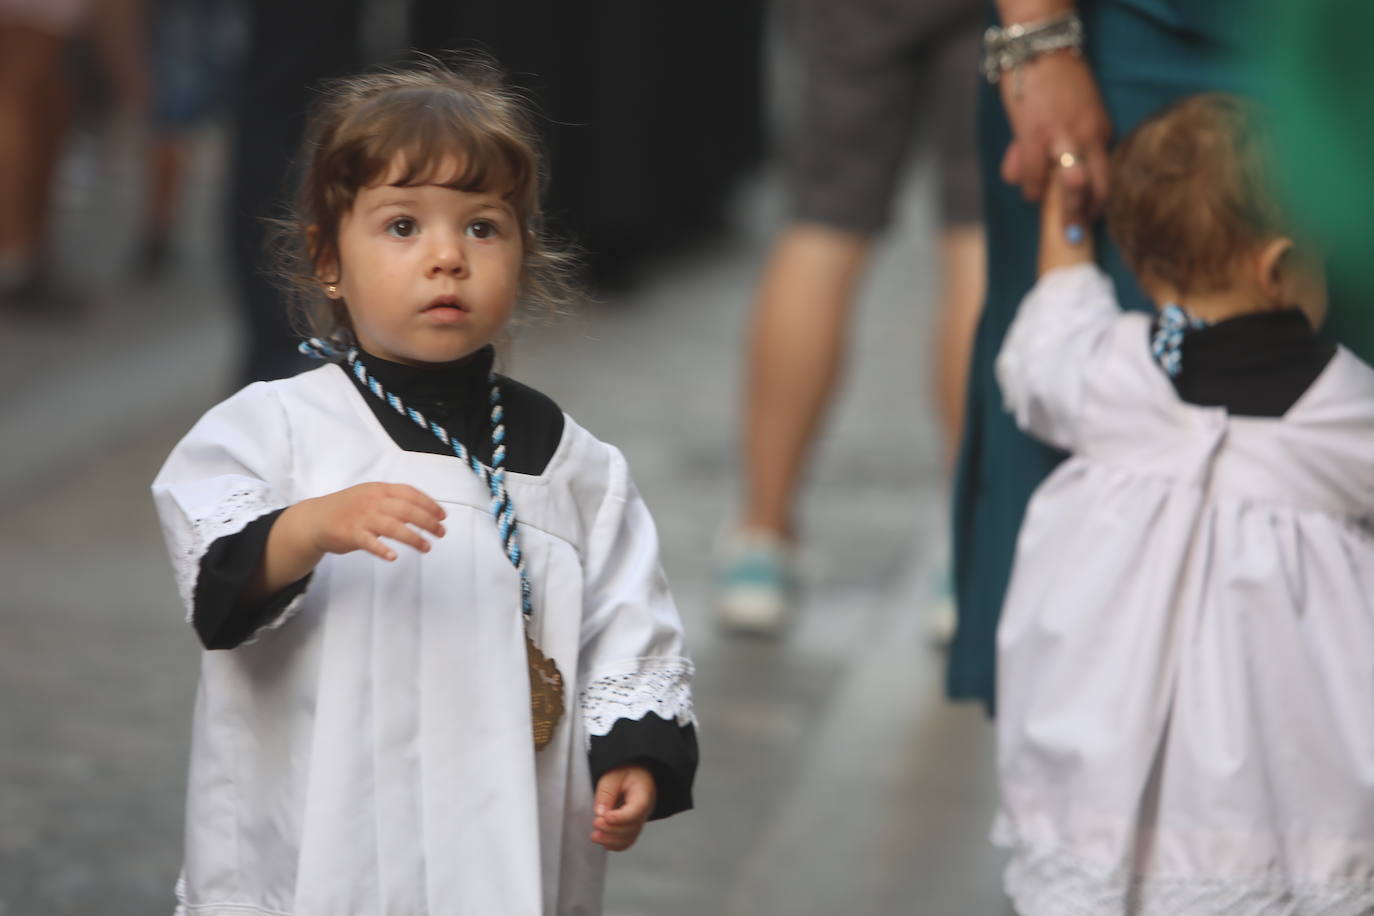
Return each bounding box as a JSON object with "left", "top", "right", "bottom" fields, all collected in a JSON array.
[{"left": 0, "top": 2, "right": 1007, "bottom": 913}]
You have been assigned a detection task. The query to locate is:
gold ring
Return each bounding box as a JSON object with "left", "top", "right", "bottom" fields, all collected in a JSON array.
[{"left": 1058, "top": 151, "right": 1080, "bottom": 169}]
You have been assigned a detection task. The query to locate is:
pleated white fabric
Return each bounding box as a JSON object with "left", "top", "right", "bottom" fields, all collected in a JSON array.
[
  {"left": 993, "top": 265, "right": 1374, "bottom": 914},
  {"left": 152, "top": 364, "right": 694, "bottom": 916}
]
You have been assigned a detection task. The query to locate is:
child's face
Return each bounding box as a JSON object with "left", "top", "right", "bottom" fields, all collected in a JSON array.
[{"left": 324, "top": 156, "right": 524, "bottom": 367}]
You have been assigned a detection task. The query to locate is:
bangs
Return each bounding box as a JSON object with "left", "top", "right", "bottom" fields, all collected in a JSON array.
[{"left": 332, "top": 87, "right": 537, "bottom": 208}]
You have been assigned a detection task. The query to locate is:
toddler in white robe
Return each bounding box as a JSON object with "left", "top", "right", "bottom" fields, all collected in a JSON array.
[
  {"left": 992, "top": 92, "right": 1374, "bottom": 914},
  {"left": 151, "top": 58, "right": 697, "bottom": 916}
]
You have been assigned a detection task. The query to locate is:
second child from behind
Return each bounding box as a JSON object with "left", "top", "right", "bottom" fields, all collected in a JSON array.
[{"left": 992, "top": 93, "right": 1374, "bottom": 913}]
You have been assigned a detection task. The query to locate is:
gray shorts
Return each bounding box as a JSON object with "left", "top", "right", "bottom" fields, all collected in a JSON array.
[{"left": 781, "top": 0, "right": 985, "bottom": 233}]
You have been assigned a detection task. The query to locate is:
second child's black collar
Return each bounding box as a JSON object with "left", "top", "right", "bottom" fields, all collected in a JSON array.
[{"left": 1166, "top": 309, "right": 1335, "bottom": 417}]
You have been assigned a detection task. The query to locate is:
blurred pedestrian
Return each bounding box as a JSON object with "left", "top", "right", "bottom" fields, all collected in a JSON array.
[
  {"left": 993, "top": 93, "right": 1374, "bottom": 913},
  {"left": 714, "top": 0, "right": 986, "bottom": 635},
  {"left": 0, "top": 0, "right": 141, "bottom": 311},
  {"left": 151, "top": 59, "right": 698, "bottom": 915},
  {"left": 227, "top": 0, "right": 362, "bottom": 384},
  {"left": 133, "top": 0, "right": 242, "bottom": 281},
  {"left": 949, "top": 0, "right": 1247, "bottom": 711}
]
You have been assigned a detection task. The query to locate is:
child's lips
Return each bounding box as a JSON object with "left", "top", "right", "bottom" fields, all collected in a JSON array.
[{"left": 423, "top": 298, "right": 469, "bottom": 322}]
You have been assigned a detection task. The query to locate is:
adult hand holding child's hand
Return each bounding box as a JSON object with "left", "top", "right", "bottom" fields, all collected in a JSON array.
[{"left": 999, "top": 50, "right": 1111, "bottom": 216}]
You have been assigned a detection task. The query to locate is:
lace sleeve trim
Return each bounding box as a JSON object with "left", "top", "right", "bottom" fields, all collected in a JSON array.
[
  {"left": 580, "top": 656, "right": 696, "bottom": 750},
  {"left": 174, "top": 487, "right": 281, "bottom": 622}
]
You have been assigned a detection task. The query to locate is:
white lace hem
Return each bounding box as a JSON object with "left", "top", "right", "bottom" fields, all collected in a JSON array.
[
  {"left": 997, "top": 829, "right": 1374, "bottom": 916},
  {"left": 580, "top": 656, "right": 696, "bottom": 750},
  {"left": 173, "top": 486, "right": 282, "bottom": 622}
]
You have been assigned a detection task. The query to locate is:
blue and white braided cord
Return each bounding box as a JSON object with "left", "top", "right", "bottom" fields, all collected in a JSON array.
[
  {"left": 299, "top": 337, "right": 347, "bottom": 361},
  {"left": 1150, "top": 303, "right": 1210, "bottom": 379},
  {"left": 299, "top": 338, "right": 532, "bottom": 616}
]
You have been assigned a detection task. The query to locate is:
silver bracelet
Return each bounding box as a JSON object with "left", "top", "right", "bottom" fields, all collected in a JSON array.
[{"left": 982, "top": 10, "right": 1085, "bottom": 85}]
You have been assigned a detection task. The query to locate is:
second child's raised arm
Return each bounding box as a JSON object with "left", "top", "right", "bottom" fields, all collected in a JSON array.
[
  {"left": 1038, "top": 157, "right": 1096, "bottom": 275},
  {"left": 995, "top": 166, "right": 1118, "bottom": 451}
]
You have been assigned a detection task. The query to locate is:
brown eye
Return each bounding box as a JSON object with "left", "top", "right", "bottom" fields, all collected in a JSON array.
[
  {"left": 467, "top": 220, "right": 497, "bottom": 240},
  {"left": 386, "top": 218, "right": 417, "bottom": 238}
]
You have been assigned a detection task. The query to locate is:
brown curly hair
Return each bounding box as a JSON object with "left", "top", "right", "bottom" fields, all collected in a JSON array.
[
  {"left": 1107, "top": 92, "right": 1287, "bottom": 297},
  {"left": 274, "top": 54, "right": 577, "bottom": 347}
]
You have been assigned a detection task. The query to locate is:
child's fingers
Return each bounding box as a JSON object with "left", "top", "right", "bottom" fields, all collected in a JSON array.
[
  {"left": 382, "top": 497, "right": 446, "bottom": 538},
  {"left": 604, "top": 773, "right": 655, "bottom": 824},
  {"left": 370, "top": 516, "right": 431, "bottom": 554},
  {"left": 594, "top": 813, "right": 645, "bottom": 836},
  {"left": 591, "top": 819, "right": 644, "bottom": 852},
  {"left": 591, "top": 767, "right": 654, "bottom": 850},
  {"left": 593, "top": 769, "right": 627, "bottom": 818},
  {"left": 358, "top": 531, "right": 398, "bottom": 562},
  {"left": 385, "top": 484, "right": 446, "bottom": 522}
]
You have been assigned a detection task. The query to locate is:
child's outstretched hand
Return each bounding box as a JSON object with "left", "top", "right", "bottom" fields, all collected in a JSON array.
[
  {"left": 253, "top": 483, "right": 446, "bottom": 599},
  {"left": 302, "top": 482, "right": 447, "bottom": 561},
  {"left": 591, "top": 764, "right": 657, "bottom": 852}
]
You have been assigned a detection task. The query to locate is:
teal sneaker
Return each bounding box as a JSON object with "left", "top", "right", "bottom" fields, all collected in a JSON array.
[
  {"left": 713, "top": 530, "right": 797, "bottom": 635},
  {"left": 925, "top": 564, "right": 958, "bottom": 649}
]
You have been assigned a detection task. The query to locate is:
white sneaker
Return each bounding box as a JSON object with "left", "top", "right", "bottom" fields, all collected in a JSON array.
[{"left": 713, "top": 530, "right": 797, "bottom": 636}]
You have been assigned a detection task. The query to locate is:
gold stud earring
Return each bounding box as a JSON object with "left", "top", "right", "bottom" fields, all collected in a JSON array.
[{"left": 326, "top": 284, "right": 338, "bottom": 297}]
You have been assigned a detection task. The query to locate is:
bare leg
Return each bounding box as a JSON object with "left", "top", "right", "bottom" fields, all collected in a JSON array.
[
  {"left": 932, "top": 222, "right": 986, "bottom": 469},
  {"left": 920, "top": 221, "right": 986, "bottom": 645},
  {"left": 717, "top": 222, "right": 872, "bottom": 632},
  {"left": 26, "top": 53, "right": 74, "bottom": 261},
  {"left": 741, "top": 223, "right": 873, "bottom": 538},
  {"left": 0, "top": 27, "right": 69, "bottom": 272},
  {"left": 146, "top": 135, "right": 190, "bottom": 240},
  {"left": 136, "top": 132, "right": 189, "bottom": 277}
]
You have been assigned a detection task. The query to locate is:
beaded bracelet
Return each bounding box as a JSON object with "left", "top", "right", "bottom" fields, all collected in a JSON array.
[{"left": 982, "top": 10, "right": 1085, "bottom": 87}]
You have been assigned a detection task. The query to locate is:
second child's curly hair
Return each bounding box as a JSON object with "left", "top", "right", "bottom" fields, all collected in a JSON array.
[
  {"left": 275, "top": 54, "right": 577, "bottom": 347},
  {"left": 1107, "top": 92, "right": 1288, "bottom": 297}
]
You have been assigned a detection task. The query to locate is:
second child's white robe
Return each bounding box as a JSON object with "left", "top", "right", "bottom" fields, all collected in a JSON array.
[{"left": 994, "top": 264, "right": 1374, "bottom": 914}]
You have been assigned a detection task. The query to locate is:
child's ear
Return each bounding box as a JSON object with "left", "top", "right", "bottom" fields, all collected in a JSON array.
[
  {"left": 1255, "top": 237, "right": 1295, "bottom": 305},
  {"left": 307, "top": 225, "right": 340, "bottom": 288}
]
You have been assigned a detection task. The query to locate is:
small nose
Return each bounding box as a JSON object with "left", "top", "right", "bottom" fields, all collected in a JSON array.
[{"left": 429, "top": 233, "right": 467, "bottom": 276}]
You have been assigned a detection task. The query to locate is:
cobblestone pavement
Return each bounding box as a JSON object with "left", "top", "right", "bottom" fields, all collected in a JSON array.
[{"left": 0, "top": 122, "right": 1009, "bottom": 915}]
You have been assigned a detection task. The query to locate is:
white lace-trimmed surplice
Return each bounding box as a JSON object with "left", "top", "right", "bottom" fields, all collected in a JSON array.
[
  {"left": 151, "top": 364, "right": 695, "bottom": 916},
  {"left": 993, "top": 264, "right": 1374, "bottom": 915}
]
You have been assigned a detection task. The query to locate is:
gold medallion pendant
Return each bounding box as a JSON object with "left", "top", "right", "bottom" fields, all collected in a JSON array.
[{"left": 525, "top": 629, "right": 565, "bottom": 751}]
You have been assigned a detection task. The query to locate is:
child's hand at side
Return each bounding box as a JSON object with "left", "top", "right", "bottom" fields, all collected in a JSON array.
[
  {"left": 1038, "top": 148, "right": 1097, "bottom": 276},
  {"left": 252, "top": 483, "right": 446, "bottom": 599},
  {"left": 591, "top": 764, "right": 657, "bottom": 852}
]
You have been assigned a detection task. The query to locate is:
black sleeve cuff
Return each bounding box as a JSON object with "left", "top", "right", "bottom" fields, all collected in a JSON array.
[
  {"left": 588, "top": 713, "right": 698, "bottom": 821},
  {"left": 193, "top": 509, "right": 311, "bottom": 650}
]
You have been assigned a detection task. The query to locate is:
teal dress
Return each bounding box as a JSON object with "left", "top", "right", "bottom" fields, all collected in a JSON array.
[{"left": 949, "top": 0, "right": 1245, "bottom": 710}]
